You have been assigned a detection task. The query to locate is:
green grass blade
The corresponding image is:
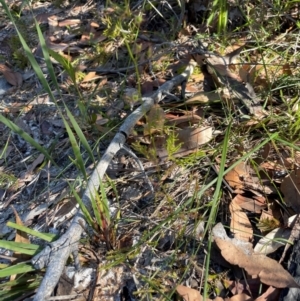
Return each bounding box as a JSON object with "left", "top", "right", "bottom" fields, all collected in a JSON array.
[
  {"left": 48, "top": 49, "right": 76, "bottom": 83},
  {"left": 0, "top": 240, "right": 40, "bottom": 256},
  {"left": 69, "top": 183, "right": 93, "bottom": 227},
  {"left": 0, "top": 262, "right": 35, "bottom": 278},
  {"left": 90, "top": 191, "right": 102, "bottom": 229},
  {"left": 6, "top": 222, "right": 57, "bottom": 242},
  {"left": 0, "top": 115, "right": 54, "bottom": 164},
  {"left": 62, "top": 117, "right": 87, "bottom": 179},
  {"left": 99, "top": 179, "right": 111, "bottom": 225},
  {"left": 65, "top": 105, "right": 95, "bottom": 162},
  {"left": 34, "top": 19, "right": 61, "bottom": 93},
  {"left": 0, "top": 1, "right": 56, "bottom": 102},
  {"left": 203, "top": 122, "right": 232, "bottom": 299}
]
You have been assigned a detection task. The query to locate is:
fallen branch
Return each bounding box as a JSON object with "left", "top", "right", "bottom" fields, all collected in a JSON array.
[{"left": 31, "top": 60, "right": 197, "bottom": 301}]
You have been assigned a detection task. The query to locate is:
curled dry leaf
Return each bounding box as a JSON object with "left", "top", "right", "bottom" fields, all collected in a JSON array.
[
  {"left": 254, "top": 215, "right": 297, "bottom": 255},
  {"left": 254, "top": 227, "right": 291, "bottom": 255},
  {"left": 214, "top": 237, "right": 300, "bottom": 288},
  {"left": 229, "top": 197, "right": 253, "bottom": 241}
]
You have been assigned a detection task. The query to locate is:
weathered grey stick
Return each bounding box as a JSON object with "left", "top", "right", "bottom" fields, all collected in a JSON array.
[{"left": 31, "top": 60, "right": 196, "bottom": 301}]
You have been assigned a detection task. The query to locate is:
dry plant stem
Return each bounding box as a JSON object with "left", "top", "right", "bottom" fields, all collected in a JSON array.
[
  {"left": 279, "top": 214, "right": 300, "bottom": 264},
  {"left": 31, "top": 61, "right": 197, "bottom": 301},
  {"left": 122, "top": 145, "right": 154, "bottom": 193}
]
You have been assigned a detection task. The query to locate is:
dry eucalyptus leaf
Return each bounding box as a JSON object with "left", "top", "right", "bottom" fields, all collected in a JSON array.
[
  {"left": 176, "top": 285, "right": 205, "bottom": 301},
  {"left": 233, "top": 194, "right": 266, "bottom": 213},
  {"left": 12, "top": 205, "right": 30, "bottom": 245},
  {"left": 215, "top": 237, "right": 300, "bottom": 288},
  {"left": 225, "top": 161, "right": 250, "bottom": 190},
  {"left": 230, "top": 294, "right": 253, "bottom": 301},
  {"left": 225, "top": 161, "right": 274, "bottom": 194},
  {"left": 0, "top": 64, "right": 22, "bottom": 87},
  {"left": 176, "top": 126, "right": 212, "bottom": 149},
  {"left": 229, "top": 198, "right": 253, "bottom": 241},
  {"left": 81, "top": 72, "right": 102, "bottom": 83},
  {"left": 58, "top": 19, "right": 81, "bottom": 27}
]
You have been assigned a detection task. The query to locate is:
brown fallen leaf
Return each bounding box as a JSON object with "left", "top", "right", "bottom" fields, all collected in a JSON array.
[
  {"left": 81, "top": 72, "right": 102, "bottom": 83},
  {"left": 0, "top": 64, "right": 22, "bottom": 87},
  {"left": 58, "top": 19, "right": 81, "bottom": 27},
  {"left": 225, "top": 161, "right": 250, "bottom": 190},
  {"left": 176, "top": 126, "right": 212, "bottom": 150},
  {"left": 229, "top": 197, "right": 253, "bottom": 241},
  {"left": 233, "top": 194, "right": 266, "bottom": 213},
  {"left": 230, "top": 294, "right": 253, "bottom": 301},
  {"left": 214, "top": 237, "right": 300, "bottom": 288},
  {"left": 176, "top": 285, "right": 205, "bottom": 301},
  {"left": 225, "top": 161, "right": 275, "bottom": 194}
]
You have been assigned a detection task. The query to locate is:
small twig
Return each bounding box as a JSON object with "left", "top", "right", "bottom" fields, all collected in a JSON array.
[
  {"left": 122, "top": 145, "right": 154, "bottom": 193},
  {"left": 279, "top": 214, "right": 300, "bottom": 264}
]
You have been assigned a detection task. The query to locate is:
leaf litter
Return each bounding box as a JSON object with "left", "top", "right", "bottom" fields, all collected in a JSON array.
[{"left": 1, "top": 0, "right": 300, "bottom": 300}]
